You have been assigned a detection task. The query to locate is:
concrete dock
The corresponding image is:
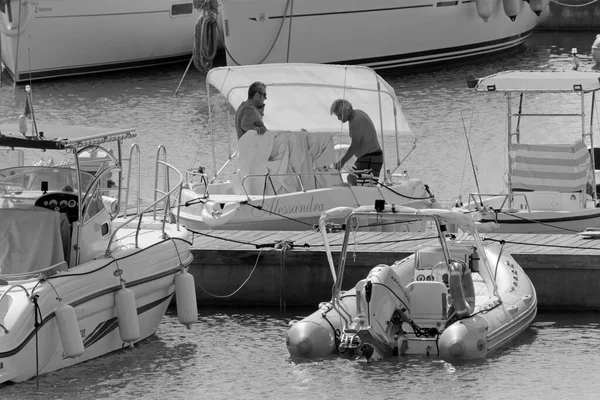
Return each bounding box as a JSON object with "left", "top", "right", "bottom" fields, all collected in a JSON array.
[{"left": 188, "top": 230, "right": 600, "bottom": 311}]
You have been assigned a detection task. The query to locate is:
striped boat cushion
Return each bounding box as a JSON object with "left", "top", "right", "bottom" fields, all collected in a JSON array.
[{"left": 510, "top": 139, "right": 591, "bottom": 192}]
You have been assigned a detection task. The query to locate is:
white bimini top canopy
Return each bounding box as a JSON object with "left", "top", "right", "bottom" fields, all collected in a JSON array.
[
  {"left": 206, "top": 63, "right": 413, "bottom": 136},
  {"left": 472, "top": 70, "right": 600, "bottom": 93}
]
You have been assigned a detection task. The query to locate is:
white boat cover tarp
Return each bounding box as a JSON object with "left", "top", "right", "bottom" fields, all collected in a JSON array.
[
  {"left": 235, "top": 129, "right": 336, "bottom": 194},
  {"left": 474, "top": 70, "right": 600, "bottom": 92},
  {"left": 207, "top": 63, "right": 412, "bottom": 136}
]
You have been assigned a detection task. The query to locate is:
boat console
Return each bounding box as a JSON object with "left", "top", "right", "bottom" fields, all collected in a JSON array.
[{"left": 414, "top": 244, "right": 478, "bottom": 283}]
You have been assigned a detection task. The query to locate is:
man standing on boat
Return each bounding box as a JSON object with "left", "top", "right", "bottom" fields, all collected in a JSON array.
[
  {"left": 235, "top": 82, "right": 268, "bottom": 139},
  {"left": 330, "top": 99, "right": 383, "bottom": 186}
]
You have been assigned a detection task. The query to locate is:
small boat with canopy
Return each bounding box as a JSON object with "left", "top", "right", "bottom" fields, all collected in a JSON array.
[
  {"left": 455, "top": 70, "right": 600, "bottom": 234},
  {"left": 179, "top": 63, "right": 442, "bottom": 231}
]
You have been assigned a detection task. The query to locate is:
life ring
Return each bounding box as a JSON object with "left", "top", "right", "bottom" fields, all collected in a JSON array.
[
  {"left": 0, "top": 0, "right": 32, "bottom": 37},
  {"left": 448, "top": 260, "right": 476, "bottom": 318},
  {"left": 200, "top": 200, "right": 240, "bottom": 227}
]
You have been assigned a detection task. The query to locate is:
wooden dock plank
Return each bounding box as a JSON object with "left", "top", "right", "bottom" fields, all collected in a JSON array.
[{"left": 190, "top": 229, "right": 600, "bottom": 256}]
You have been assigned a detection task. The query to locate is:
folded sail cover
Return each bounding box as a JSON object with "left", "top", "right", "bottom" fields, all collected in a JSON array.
[{"left": 511, "top": 140, "right": 591, "bottom": 192}]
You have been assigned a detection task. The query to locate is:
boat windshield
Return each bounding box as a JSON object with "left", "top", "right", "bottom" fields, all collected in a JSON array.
[{"left": 0, "top": 166, "right": 94, "bottom": 195}]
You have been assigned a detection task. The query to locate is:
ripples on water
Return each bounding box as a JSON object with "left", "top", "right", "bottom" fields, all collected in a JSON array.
[
  {"left": 2, "top": 31, "right": 600, "bottom": 398},
  {"left": 2, "top": 310, "right": 599, "bottom": 399}
]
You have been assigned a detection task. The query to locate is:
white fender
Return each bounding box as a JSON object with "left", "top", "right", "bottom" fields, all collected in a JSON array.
[
  {"left": 200, "top": 200, "right": 240, "bottom": 227},
  {"left": 475, "top": 0, "right": 493, "bottom": 22},
  {"left": 449, "top": 261, "right": 476, "bottom": 318},
  {"left": 592, "top": 34, "right": 600, "bottom": 65},
  {"left": 55, "top": 303, "right": 84, "bottom": 358},
  {"left": 502, "top": 0, "right": 520, "bottom": 21},
  {"left": 528, "top": 0, "right": 549, "bottom": 16},
  {"left": 0, "top": 0, "right": 33, "bottom": 37},
  {"left": 115, "top": 285, "right": 140, "bottom": 344},
  {"left": 474, "top": 221, "right": 500, "bottom": 233},
  {"left": 175, "top": 269, "right": 198, "bottom": 328}
]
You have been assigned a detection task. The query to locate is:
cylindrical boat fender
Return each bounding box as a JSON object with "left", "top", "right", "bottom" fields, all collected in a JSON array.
[
  {"left": 449, "top": 261, "right": 475, "bottom": 318},
  {"left": 438, "top": 319, "right": 488, "bottom": 361},
  {"left": 592, "top": 34, "right": 600, "bottom": 65},
  {"left": 55, "top": 303, "right": 84, "bottom": 358},
  {"left": 18, "top": 115, "right": 27, "bottom": 135},
  {"left": 175, "top": 268, "right": 198, "bottom": 328},
  {"left": 475, "top": 0, "right": 493, "bottom": 22},
  {"left": 528, "top": 0, "right": 549, "bottom": 16},
  {"left": 502, "top": 0, "right": 520, "bottom": 21},
  {"left": 0, "top": 0, "right": 33, "bottom": 37},
  {"left": 115, "top": 284, "right": 140, "bottom": 344},
  {"left": 200, "top": 200, "right": 240, "bottom": 227}
]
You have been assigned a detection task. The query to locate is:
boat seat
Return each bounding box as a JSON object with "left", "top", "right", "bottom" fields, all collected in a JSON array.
[
  {"left": 406, "top": 281, "right": 448, "bottom": 328},
  {"left": 511, "top": 140, "right": 590, "bottom": 195}
]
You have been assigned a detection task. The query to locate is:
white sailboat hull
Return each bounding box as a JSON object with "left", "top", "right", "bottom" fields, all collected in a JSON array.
[
  {"left": 0, "top": 0, "right": 200, "bottom": 82},
  {"left": 219, "top": 0, "right": 544, "bottom": 69}
]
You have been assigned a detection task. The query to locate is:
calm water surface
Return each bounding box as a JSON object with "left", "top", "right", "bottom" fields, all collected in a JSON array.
[{"left": 1, "top": 31, "right": 600, "bottom": 399}]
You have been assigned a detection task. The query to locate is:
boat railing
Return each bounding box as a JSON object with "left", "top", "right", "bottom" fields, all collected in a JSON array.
[
  {"left": 467, "top": 192, "right": 532, "bottom": 212},
  {"left": 185, "top": 168, "right": 210, "bottom": 197},
  {"left": 0, "top": 261, "right": 68, "bottom": 282},
  {"left": 239, "top": 169, "right": 377, "bottom": 196},
  {"left": 105, "top": 147, "right": 184, "bottom": 256},
  {"left": 122, "top": 143, "right": 141, "bottom": 217}
]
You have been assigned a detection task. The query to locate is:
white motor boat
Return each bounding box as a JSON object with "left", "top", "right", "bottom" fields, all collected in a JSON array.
[
  {"left": 0, "top": 112, "right": 198, "bottom": 383},
  {"left": 0, "top": 0, "right": 200, "bottom": 82},
  {"left": 216, "top": 0, "right": 549, "bottom": 70},
  {"left": 178, "top": 63, "right": 444, "bottom": 232},
  {"left": 286, "top": 205, "right": 537, "bottom": 362},
  {"left": 454, "top": 70, "right": 600, "bottom": 234}
]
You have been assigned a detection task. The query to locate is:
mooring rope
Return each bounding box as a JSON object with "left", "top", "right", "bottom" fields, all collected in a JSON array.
[
  {"left": 194, "top": 249, "right": 263, "bottom": 298},
  {"left": 192, "top": 11, "right": 219, "bottom": 72}
]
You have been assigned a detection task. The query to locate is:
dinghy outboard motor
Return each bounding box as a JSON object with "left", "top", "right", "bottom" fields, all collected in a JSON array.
[{"left": 338, "top": 264, "right": 410, "bottom": 361}]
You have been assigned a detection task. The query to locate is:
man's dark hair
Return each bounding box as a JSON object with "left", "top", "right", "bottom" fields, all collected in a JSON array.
[{"left": 248, "top": 81, "right": 266, "bottom": 99}]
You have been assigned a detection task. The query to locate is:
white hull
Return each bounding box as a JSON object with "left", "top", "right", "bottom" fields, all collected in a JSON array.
[
  {"left": 477, "top": 208, "right": 600, "bottom": 234},
  {"left": 0, "top": 125, "right": 198, "bottom": 383},
  {"left": 178, "top": 179, "right": 439, "bottom": 231},
  {"left": 0, "top": 223, "right": 193, "bottom": 383},
  {"left": 0, "top": 0, "right": 200, "bottom": 82},
  {"left": 220, "top": 0, "right": 544, "bottom": 69}
]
